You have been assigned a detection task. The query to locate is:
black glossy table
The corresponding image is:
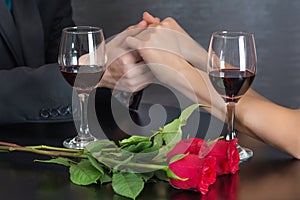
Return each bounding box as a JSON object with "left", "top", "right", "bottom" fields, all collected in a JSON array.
[{"left": 0, "top": 102, "right": 299, "bottom": 200}]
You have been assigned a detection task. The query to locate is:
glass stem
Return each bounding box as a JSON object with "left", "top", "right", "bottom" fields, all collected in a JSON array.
[
  {"left": 226, "top": 102, "right": 236, "bottom": 140},
  {"left": 78, "top": 93, "right": 90, "bottom": 137}
]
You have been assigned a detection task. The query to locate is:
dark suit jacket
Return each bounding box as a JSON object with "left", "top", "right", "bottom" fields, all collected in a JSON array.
[{"left": 0, "top": 0, "right": 75, "bottom": 124}]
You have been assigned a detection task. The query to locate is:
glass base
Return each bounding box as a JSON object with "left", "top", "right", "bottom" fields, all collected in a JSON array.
[
  {"left": 237, "top": 144, "right": 253, "bottom": 162},
  {"left": 63, "top": 135, "right": 97, "bottom": 149}
]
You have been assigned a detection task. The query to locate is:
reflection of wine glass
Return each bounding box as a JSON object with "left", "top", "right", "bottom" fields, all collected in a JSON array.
[
  {"left": 208, "top": 31, "right": 257, "bottom": 161},
  {"left": 58, "top": 26, "right": 106, "bottom": 149}
]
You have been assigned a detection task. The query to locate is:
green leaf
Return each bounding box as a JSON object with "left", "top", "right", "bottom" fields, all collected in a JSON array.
[
  {"left": 112, "top": 172, "right": 144, "bottom": 200},
  {"left": 122, "top": 141, "right": 152, "bottom": 153},
  {"left": 94, "top": 153, "right": 121, "bottom": 169},
  {"left": 180, "top": 104, "right": 206, "bottom": 126},
  {"left": 152, "top": 145, "right": 174, "bottom": 162},
  {"left": 140, "top": 172, "right": 154, "bottom": 182},
  {"left": 87, "top": 154, "right": 104, "bottom": 174},
  {"left": 162, "top": 131, "right": 182, "bottom": 147},
  {"left": 162, "top": 104, "right": 205, "bottom": 133},
  {"left": 113, "top": 153, "right": 134, "bottom": 171},
  {"left": 152, "top": 132, "right": 182, "bottom": 162},
  {"left": 87, "top": 154, "right": 112, "bottom": 184},
  {"left": 155, "top": 139, "right": 181, "bottom": 163},
  {"left": 159, "top": 104, "right": 204, "bottom": 147},
  {"left": 162, "top": 118, "right": 181, "bottom": 134},
  {"left": 153, "top": 104, "right": 204, "bottom": 158},
  {"left": 154, "top": 170, "right": 169, "bottom": 181},
  {"left": 140, "top": 143, "right": 159, "bottom": 153},
  {"left": 69, "top": 159, "right": 102, "bottom": 185},
  {"left": 153, "top": 133, "right": 163, "bottom": 148},
  {"left": 100, "top": 173, "right": 112, "bottom": 184},
  {"left": 84, "top": 139, "right": 117, "bottom": 154},
  {"left": 34, "top": 157, "right": 71, "bottom": 167},
  {"left": 119, "top": 135, "right": 149, "bottom": 148}
]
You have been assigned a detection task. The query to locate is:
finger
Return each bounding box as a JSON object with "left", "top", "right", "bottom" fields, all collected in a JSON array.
[
  {"left": 110, "top": 21, "right": 148, "bottom": 46},
  {"left": 118, "top": 70, "right": 155, "bottom": 92},
  {"left": 107, "top": 52, "right": 143, "bottom": 82},
  {"left": 98, "top": 71, "right": 115, "bottom": 88},
  {"left": 107, "top": 47, "right": 142, "bottom": 68},
  {"left": 117, "top": 50, "right": 142, "bottom": 64},
  {"left": 107, "top": 61, "right": 152, "bottom": 91},
  {"left": 109, "top": 61, "right": 148, "bottom": 82},
  {"left": 143, "top": 12, "right": 160, "bottom": 24},
  {"left": 121, "top": 63, "right": 151, "bottom": 79},
  {"left": 127, "top": 20, "right": 147, "bottom": 30},
  {"left": 110, "top": 50, "right": 142, "bottom": 68},
  {"left": 102, "top": 69, "right": 154, "bottom": 92}
]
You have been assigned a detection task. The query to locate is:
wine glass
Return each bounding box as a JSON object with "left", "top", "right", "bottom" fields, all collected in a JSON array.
[
  {"left": 207, "top": 31, "right": 257, "bottom": 161},
  {"left": 58, "top": 26, "right": 106, "bottom": 149}
]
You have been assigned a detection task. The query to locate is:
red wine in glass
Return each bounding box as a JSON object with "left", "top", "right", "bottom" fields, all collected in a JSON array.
[
  {"left": 60, "top": 65, "right": 105, "bottom": 94},
  {"left": 209, "top": 68, "right": 255, "bottom": 103}
]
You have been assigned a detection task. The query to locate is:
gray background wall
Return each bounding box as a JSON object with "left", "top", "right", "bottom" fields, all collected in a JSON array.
[{"left": 71, "top": 0, "right": 300, "bottom": 109}]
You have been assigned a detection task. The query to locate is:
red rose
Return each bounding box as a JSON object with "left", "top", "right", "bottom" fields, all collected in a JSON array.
[
  {"left": 167, "top": 137, "right": 239, "bottom": 195},
  {"left": 169, "top": 155, "right": 216, "bottom": 195},
  {"left": 206, "top": 138, "right": 239, "bottom": 175},
  {"left": 167, "top": 138, "right": 207, "bottom": 161}
]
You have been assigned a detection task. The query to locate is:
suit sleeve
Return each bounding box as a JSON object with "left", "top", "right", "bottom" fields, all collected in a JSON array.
[{"left": 0, "top": 64, "right": 73, "bottom": 124}]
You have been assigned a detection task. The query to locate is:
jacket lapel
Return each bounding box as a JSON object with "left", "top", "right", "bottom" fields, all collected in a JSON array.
[
  {"left": 12, "top": 0, "right": 45, "bottom": 67},
  {"left": 0, "top": 1, "right": 25, "bottom": 66}
]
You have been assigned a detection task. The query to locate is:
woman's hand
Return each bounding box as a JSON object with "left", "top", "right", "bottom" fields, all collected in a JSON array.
[
  {"left": 140, "top": 14, "right": 207, "bottom": 71},
  {"left": 125, "top": 17, "right": 195, "bottom": 85}
]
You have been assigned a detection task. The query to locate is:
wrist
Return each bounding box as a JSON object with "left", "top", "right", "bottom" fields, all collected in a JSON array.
[{"left": 181, "top": 41, "right": 208, "bottom": 71}]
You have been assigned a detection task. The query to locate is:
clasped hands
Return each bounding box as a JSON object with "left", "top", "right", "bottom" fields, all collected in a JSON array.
[{"left": 98, "top": 12, "right": 204, "bottom": 93}]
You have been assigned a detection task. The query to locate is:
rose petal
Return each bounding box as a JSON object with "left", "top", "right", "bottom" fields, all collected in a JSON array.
[
  {"left": 206, "top": 138, "right": 239, "bottom": 175},
  {"left": 169, "top": 154, "right": 216, "bottom": 194},
  {"left": 167, "top": 138, "right": 207, "bottom": 161},
  {"left": 196, "top": 157, "right": 218, "bottom": 194}
]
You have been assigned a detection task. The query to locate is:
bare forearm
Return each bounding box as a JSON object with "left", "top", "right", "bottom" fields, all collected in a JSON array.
[
  {"left": 163, "top": 62, "right": 226, "bottom": 120},
  {"left": 181, "top": 40, "right": 208, "bottom": 72},
  {"left": 235, "top": 90, "right": 300, "bottom": 158},
  {"left": 170, "top": 66, "right": 300, "bottom": 158}
]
